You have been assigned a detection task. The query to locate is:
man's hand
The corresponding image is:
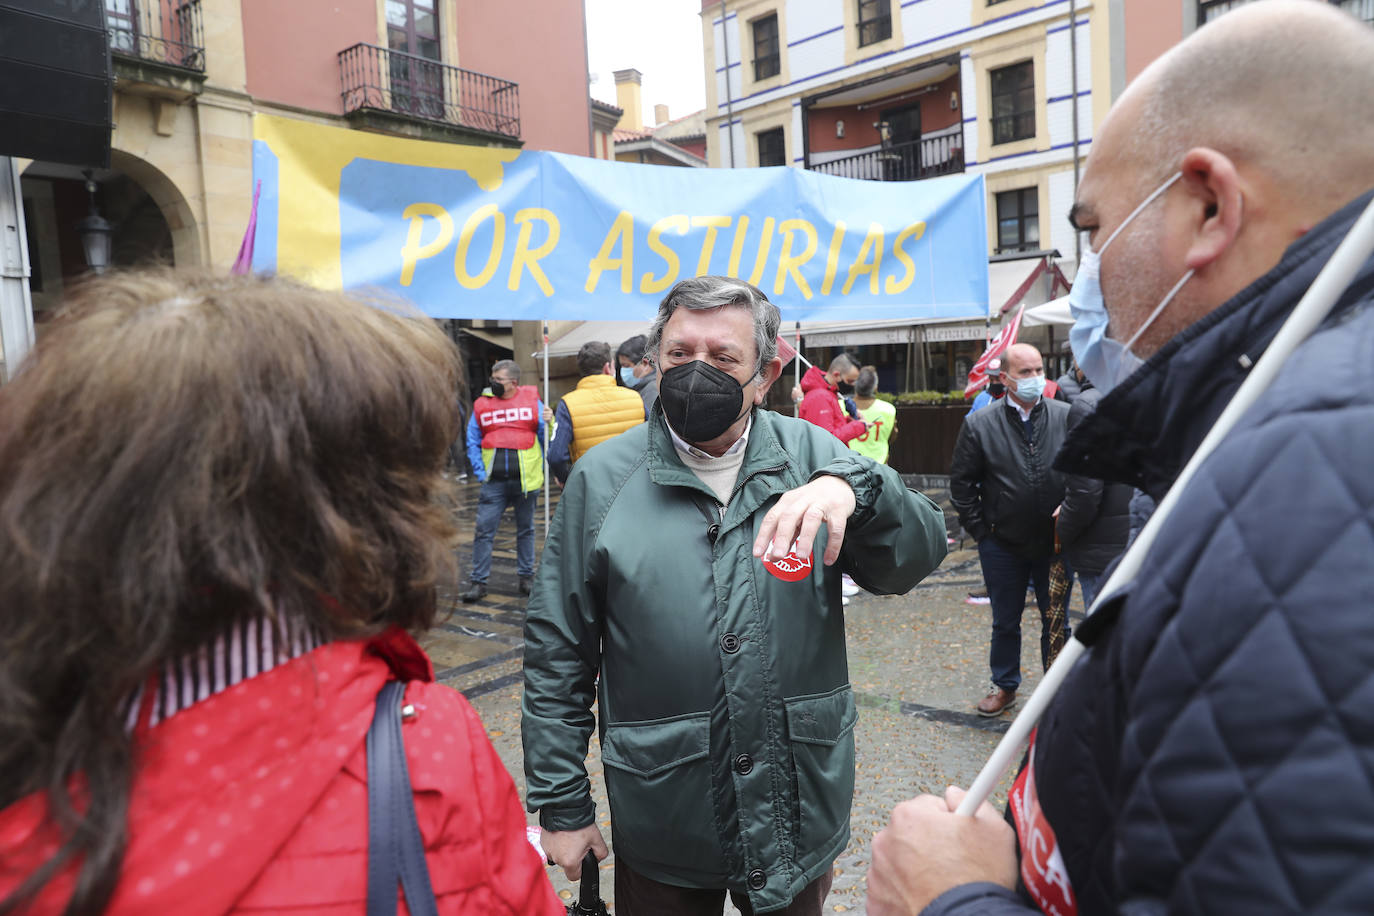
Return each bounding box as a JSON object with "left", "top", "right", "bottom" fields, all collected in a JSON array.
[
  {"left": 753, "top": 474, "right": 856, "bottom": 567},
  {"left": 543, "top": 405, "right": 554, "bottom": 424},
  {"left": 540, "top": 824, "right": 608, "bottom": 882},
  {"left": 791, "top": 384, "right": 804, "bottom": 404},
  {"left": 867, "top": 787, "right": 1018, "bottom": 915}
]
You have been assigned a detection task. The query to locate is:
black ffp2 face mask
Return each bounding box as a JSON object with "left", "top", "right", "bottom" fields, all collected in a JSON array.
[
  {"left": 659, "top": 360, "right": 750, "bottom": 444},
  {"left": 489, "top": 379, "right": 506, "bottom": 398}
]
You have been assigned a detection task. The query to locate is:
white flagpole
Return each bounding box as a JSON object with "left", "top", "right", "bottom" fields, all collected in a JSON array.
[
  {"left": 793, "top": 321, "right": 802, "bottom": 418},
  {"left": 957, "top": 194, "right": 1374, "bottom": 816}
]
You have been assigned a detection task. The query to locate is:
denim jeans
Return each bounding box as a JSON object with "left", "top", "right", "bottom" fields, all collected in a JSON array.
[
  {"left": 1078, "top": 571, "right": 1103, "bottom": 610},
  {"left": 469, "top": 477, "right": 536, "bottom": 583},
  {"left": 978, "top": 537, "right": 1053, "bottom": 692}
]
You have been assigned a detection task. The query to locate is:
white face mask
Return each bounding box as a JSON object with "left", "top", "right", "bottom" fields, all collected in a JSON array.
[{"left": 1069, "top": 172, "right": 1196, "bottom": 394}]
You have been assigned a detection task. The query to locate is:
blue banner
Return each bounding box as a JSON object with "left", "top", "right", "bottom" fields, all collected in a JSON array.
[{"left": 252, "top": 114, "right": 988, "bottom": 323}]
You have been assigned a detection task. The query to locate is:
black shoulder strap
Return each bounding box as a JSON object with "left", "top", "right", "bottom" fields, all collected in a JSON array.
[{"left": 367, "top": 680, "right": 440, "bottom": 916}]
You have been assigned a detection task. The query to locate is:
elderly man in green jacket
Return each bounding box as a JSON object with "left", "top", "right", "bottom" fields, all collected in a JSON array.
[{"left": 522, "top": 276, "right": 948, "bottom": 915}]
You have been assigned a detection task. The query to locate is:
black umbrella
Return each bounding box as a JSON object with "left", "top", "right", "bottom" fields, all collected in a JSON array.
[{"left": 566, "top": 851, "right": 609, "bottom": 916}]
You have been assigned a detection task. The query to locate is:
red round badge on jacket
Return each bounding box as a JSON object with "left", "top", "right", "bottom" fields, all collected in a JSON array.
[{"left": 764, "top": 546, "right": 813, "bottom": 582}]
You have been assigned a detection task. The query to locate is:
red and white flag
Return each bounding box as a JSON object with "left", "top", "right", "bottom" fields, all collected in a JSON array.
[
  {"left": 963, "top": 304, "right": 1025, "bottom": 398},
  {"left": 775, "top": 332, "right": 798, "bottom": 364}
]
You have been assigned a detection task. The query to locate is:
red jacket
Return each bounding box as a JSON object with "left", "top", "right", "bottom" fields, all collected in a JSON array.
[
  {"left": 0, "top": 629, "right": 562, "bottom": 915},
  {"left": 798, "top": 366, "right": 867, "bottom": 443}
]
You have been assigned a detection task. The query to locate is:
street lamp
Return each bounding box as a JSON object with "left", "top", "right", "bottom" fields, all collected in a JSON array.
[{"left": 75, "top": 169, "right": 112, "bottom": 274}]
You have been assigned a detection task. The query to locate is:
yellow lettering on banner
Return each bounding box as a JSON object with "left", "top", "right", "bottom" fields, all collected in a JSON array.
[
  {"left": 774, "top": 219, "right": 818, "bottom": 299},
  {"left": 726, "top": 216, "right": 751, "bottom": 278},
  {"left": 747, "top": 217, "right": 776, "bottom": 287},
  {"left": 508, "top": 208, "right": 560, "bottom": 296},
  {"left": 885, "top": 221, "right": 927, "bottom": 295},
  {"left": 691, "top": 216, "right": 732, "bottom": 276},
  {"left": 842, "top": 223, "right": 886, "bottom": 296},
  {"left": 398, "top": 203, "right": 454, "bottom": 287},
  {"left": 585, "top": 211, "right": 635, "bottom": 293},
  {"left": 821, "top": 221, "right": 846, "bottom": 296},
  {"left": 641, "top": 215, "right": 690, "bottom": 294},
  {"left": 455, "top": 203, "right": 505, "bottom": 289}
]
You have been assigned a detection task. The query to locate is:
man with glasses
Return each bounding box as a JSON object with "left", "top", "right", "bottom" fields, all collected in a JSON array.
[{"left": 460, "top": 359, "right": 545, "bottom": 602}]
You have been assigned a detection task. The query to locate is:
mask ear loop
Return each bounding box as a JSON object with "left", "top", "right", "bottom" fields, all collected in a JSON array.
[
  {"left": 1123, "top": 268, "right": 1195, "bottom": 352},
  {"left": 1098, "top": 171, "right": 1183, "bottom": 255}
]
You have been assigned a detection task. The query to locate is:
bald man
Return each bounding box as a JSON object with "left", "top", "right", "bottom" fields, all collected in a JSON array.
[
  {"left": 950, "top": 342, "right": 1070, "bottom": 717},
  {"left": 869, "top": 4, "right": 1374, "bottom": 913}
]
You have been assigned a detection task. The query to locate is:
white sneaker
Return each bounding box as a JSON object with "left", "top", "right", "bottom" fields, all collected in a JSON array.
[
  {"left": 842, "top": 595, "right": 850, "bottom": 606},
  {"left": 841, "top": 574, "right": 860, "bottom": 598}
]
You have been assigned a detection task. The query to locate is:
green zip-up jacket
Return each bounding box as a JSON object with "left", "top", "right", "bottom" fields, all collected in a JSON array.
[{"left": 521, "top": 406, "right": 947, "bottom": 912}]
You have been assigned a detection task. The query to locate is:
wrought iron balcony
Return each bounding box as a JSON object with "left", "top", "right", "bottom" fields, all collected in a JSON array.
[
  {"left": 808, "top": 134, "right": 964, "bottom": 182},
  {"left": 105, "top": 0, "right": 205, "bottom": 72},
  {"left": 339, "top": 43, "right": 521, "bottom": 142}
]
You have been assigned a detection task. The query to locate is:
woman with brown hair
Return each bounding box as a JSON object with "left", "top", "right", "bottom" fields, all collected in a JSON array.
[{"left": 0, "top": 271, "right": 562, "bottom": 915}]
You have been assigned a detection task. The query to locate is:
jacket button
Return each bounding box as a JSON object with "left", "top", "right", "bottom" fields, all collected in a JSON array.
[
  {"left": 747, "top": 868, "right": 766, "bottom": 890},
  {"left": 720, "top": 633, "right": 741, "bottom": 654},
  {"left": 733, "top": 753, "right": 754, "bottom": 775}
]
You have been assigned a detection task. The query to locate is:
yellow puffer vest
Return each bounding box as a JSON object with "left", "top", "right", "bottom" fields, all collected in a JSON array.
[{"left": 562, "top": 375, "right": 645, "bottom": 463}]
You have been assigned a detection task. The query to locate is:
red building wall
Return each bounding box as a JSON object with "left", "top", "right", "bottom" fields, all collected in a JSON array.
[
  {"left": 1123, "top": 4, "right": 1183, "bottom": 86},
  {"left": 241, "top": 0, "right": 590, "bottom": 155},
  {"left": 455, "top": 0, "right": 591, "bottom": 154},
  {"left": 674, "top": 136, "right": 707, "bottom": 160},
  {"left": 242, "top": 0, "right": 376, "bottom": 114},
  {"left": 807, "top": 75, "right": 961, "bottom": 156}
]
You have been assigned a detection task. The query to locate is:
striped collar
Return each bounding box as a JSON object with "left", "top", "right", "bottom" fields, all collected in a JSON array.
[{"left": 125, "top": 615, "right": 325, "bottom": 732}]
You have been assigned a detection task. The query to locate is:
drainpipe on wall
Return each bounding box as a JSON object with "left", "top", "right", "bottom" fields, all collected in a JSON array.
[
  {"left": 720, "top": 0, "right": 736, "bottom": 167},
  {"left": 1069, "top": 0, "right": 1082, "bottom": 265}
]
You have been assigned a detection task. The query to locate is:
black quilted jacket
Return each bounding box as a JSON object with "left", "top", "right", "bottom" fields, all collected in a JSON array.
[
  {"left": 925, "top": 190, "right": 1374, "bottom": 915},
  {"left": 1054, "top": 386, "right": 1132, "bottom": 577}
]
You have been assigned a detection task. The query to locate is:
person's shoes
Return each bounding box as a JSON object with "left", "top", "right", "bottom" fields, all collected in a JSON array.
[
  {"left": 518, "top": 575, "right": 533, "bottom": 596},
  {"left": 842, "top": 595, "right": 850, "bottom": 606},
  {"left": 976, "top": 687, "right": 1017, "bottom": 717},
  {"left": 456, "top": 472, "right": 468, "bottom": 481},
  {"left": 841, "top": 574, "right": 861, "bottom": 598},
  {"left": 458, "top": 581, "right": 487, "bottom": 602}
]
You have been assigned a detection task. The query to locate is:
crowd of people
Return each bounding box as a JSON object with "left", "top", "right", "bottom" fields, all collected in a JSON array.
[{"left": 2, "top": 3, "right": 1373, "bottom": 914}]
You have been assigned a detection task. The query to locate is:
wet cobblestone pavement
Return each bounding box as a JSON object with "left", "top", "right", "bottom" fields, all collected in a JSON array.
[{"left": 424, "top": 476, "right": 1084, "bottom": 913}]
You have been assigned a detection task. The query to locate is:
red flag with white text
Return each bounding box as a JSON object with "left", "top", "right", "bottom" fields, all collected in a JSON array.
[{"left": 963, "top": 304, "right": 1024, "bottom": 398}]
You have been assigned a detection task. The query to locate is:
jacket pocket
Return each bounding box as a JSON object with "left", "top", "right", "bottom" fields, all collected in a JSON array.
[
  {"left": 600, "top": 712, "right": 724, "bottom": 870},
  {"left": 785, "top": 685, "right": 858, "bottom": 862}
]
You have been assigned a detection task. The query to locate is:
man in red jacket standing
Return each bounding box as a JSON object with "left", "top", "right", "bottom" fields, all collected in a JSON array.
[{"left": 798, "top": 353, "right": 869, "bottom": 444}]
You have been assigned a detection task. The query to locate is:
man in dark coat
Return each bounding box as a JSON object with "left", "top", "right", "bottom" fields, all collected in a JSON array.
[
  {"left": 1054, "top": 380, "right": 1131, "bottom": 608},
  {"left": 868, "top": 4, "right": 1374, "bottom": 914},
  {"left": 950, "top": 343, "right": 1070, "bottom": 717}
]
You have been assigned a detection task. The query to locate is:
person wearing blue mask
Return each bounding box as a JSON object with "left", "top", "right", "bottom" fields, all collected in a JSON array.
[
  {"left": 950, "top": 343, "right": 1071, "bottom": 717},
  {"left": 869, "top": 3, "right": 1374, "bottom": 914},
  {"left": 616, "top": 333, "right": 659, "bottom": 415}
]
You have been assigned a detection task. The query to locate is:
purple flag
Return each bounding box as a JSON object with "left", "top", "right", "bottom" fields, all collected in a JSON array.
[{"left": 230, "top": 180, "right": 261, "bottom": 275}]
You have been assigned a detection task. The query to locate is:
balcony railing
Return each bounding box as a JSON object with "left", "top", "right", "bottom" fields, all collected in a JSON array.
[
  {"left": 339, "top": 43, "right": 521, "bottom": 141},
  {"left": 106, "top": 0, "right": 205, "bottom": 72},
  {"left": 809, "top": 134, "right": 964, "bottom": 182}
]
